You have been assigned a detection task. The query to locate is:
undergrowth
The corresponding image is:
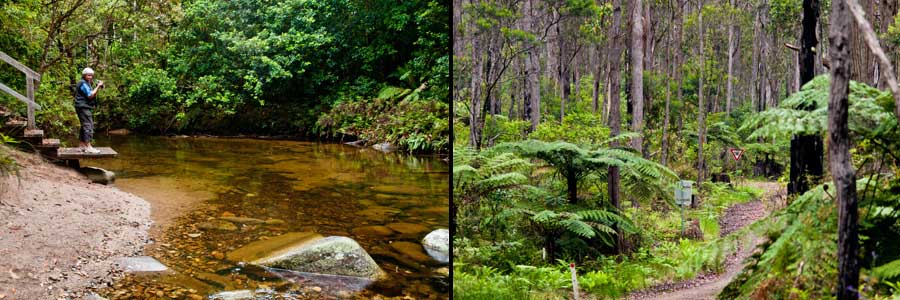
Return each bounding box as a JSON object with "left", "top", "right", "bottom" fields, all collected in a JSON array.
[{"left": 454, "top": 183, "right": 766, "bottom": 299}]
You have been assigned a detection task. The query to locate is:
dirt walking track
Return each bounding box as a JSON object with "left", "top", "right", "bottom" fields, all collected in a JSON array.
[{"left": 628, "top": 181, "right": 785, "bottom": 300}]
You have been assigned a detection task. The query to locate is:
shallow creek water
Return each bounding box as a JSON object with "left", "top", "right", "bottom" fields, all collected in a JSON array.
[{"left": 82, "top": 135, "right": 449, "bottom": 299}]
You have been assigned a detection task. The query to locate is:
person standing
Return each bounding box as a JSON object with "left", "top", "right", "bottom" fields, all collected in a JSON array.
[{"left": 74, "top": 67, "right": 104, "bottom": 153}]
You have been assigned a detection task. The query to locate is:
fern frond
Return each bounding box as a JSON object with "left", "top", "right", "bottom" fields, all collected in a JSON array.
[{"left": 874, "top": 259, "right": 900, "bottom": 280}]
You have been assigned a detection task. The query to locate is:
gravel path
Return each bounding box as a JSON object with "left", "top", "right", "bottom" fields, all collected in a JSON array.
[{"left": 628, "top": 181, "right": 784, "bottom": 300}]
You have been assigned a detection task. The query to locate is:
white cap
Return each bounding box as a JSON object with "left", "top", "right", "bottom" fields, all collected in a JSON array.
[{"left": 82, "top": 67, "right": 94, "bottom": 75}]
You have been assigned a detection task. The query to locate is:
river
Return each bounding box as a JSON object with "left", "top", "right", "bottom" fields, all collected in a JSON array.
[{"left": 82, "top": 135, "right": 449, "bottom": 299}]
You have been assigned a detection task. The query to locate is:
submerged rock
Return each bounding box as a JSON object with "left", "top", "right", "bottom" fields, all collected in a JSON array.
[
  {"left": 230, "top": 233, "right": 385, "bottom": 280},
  {"left": 80, "top": 166, "right": 115, "bottom": 185},
  {"left": 389, "top": 241, "right": 433, "bottom": 263},
  {"left": 351, "top": 225, "right": 395, "bottom": 236},
  {"left": 264, "top": 218, "right": 286, "bottom": 225},
  {"left": 422, "top": 229, "right": 449, "bottom": 264},
  {"left": 208, "top": 290, "right": 254, "bottom": 300},
  {"left": 117, "top": 256, "right": 169, "bottom": 273},
  {"left": 386, "top": 222, "right": 429, "bottom": 234},
  {"left": 370, "top": 185, "right": 428, "bottom": 195},
  {"left": 197, "top": 220, "right": 238, "bottom": 231},
  {"left": 355, "top": 206, "right": 401, "bottom": 221},
  {"left": 220, "top": 216, "right": 265, "bottom": 224}
]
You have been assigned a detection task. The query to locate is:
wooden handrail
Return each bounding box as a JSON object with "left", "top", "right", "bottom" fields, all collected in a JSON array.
[
  {"left": 0, "top": 51, "right": 42, "bottom": 129},
  {"left": 0, "top": 51, "right": 40, "bottom": 81},
  {"left": 0, "top": 82, "right": 41, "bottom": 109}
]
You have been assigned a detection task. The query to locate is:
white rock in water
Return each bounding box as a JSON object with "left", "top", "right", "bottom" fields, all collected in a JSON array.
[
  {"left": 372, "top": 142, "right": 396, "bottom": 152},
  {"left": 117, "top": 256, "right": 169, "bottom": 273},
  {"left": 422, "top": 229, "right": 449, "bottom": 264},
  {"left": 209, "top": 290, "right": 254, "bottom": 300}
]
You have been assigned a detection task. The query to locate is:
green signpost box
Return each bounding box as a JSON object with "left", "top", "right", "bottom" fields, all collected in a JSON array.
[{"left": 675, "top": 180, "right": 694, "bottom": 236}]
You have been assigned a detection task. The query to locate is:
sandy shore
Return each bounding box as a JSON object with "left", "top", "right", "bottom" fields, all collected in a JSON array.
[{"left": 0, "top": 147, "right": 152, "bottom": 299}]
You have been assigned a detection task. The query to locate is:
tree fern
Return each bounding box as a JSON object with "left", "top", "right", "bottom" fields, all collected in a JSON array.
[
  {"left": 497, "top": 139, "right": 677, "bottom": 205},
  {"left": 741, "top": 75, "right": 895, "bottom": 140},
  {"left": 874, "top": 259, "right": 900, "bottom": 280},
  {"left": 453, "top": 146, "right": 533, "bottom": 203}
]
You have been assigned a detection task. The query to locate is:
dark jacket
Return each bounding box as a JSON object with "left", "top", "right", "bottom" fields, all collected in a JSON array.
[{"left": 74, "top": 79, "right": 95, "bottom": 109}]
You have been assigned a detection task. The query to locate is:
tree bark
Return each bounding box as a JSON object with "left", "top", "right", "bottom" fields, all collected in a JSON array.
[
  {"left": 697, "top": 0, "right": 706, "bottom": 186},
  {"left": 846, "top": 0, "right": 900, "bottom": 122},
  {"left": 468, "top": 7, "right": 485, "bottom": 149},
  {"left": 828, "top": 0, "right": 859, "bottom": 297},
  {"left": 607, "top": 0, "right": 626, "bottom": 255},
  {"left": 523, "top": 0, "right": 542, "bottom": 132},
  {"left": 726, "top": 0, "right": 735, "bottom": 113},
  {"left": 661, "top": 5, "right": 673, "bottom": 166},
  {"left": 789, "top": 0, "right": 825, "bottom": 196},
  {"left": 631, "top": 0, "right": 645, "bottom": 155}
]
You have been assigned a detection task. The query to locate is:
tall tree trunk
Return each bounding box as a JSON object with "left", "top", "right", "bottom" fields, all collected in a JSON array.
[
  {"left": 523, "top": 0, "right": 541, "bottom": 132},
  {"left": 661, "top": 6, "right": 673, "bottom": 166},
  {"left": 726, "top": 0, "right": 735, "bottom": 113},
  {"left": 558, "top": 19, "right": 568, "bottom": 122},
  {"left": 607, "top": 0, "right": 626, "bottom": 255},
  {"left": 751, "top": 7, "right": 761, "bottom": 112},
  {"left": 452, "top": 0, "right": 464, "bottom": 107},
  {"left": 468, "top": 18, "right": 485, "bottom": 149},
  {"left": 631, "top": 0, "right": 645, "bottom": 154},
  {"left": 828, "top": 0, "right": 859, "bottom": 297},
  {"left": 676, "top": 0, "right": 684, "bottom": 135},
  {"left": 697, "top": 0, "right": 706, "bottom": 186},
  {"left": 789, "top": 0, "right": 824, "bottom": 195},
  {"left": 593, "top": 55, "right": 601, "bottom": 113}
]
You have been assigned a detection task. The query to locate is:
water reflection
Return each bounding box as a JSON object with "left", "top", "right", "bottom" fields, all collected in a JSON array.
[{"left": 85, "top": 136, "right": 449, "bottom": 299}]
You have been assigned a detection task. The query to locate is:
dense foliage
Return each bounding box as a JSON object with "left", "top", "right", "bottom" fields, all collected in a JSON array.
[
  {"left": 0, "top": 0, "right": 448, "bottom": 152},
  {"left": 454, "top": 0, "right": 900, "bottom": 295}
]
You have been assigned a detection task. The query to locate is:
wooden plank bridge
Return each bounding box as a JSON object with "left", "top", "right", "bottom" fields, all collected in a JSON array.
[{"left": 0, "top": 51, "right": 117, "bottom": 165}]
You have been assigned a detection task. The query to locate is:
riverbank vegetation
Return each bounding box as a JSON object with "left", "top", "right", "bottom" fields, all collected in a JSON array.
[
  {"left": 0, "top": 0, "right": 448, "bottom": 152},
  {"left": 454, "top": 0, "right": 900, "bottom": 298}
]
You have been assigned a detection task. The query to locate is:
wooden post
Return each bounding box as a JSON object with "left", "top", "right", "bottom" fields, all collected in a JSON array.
[{"left": 26, "top": 76, "right": 35, "bottom": 130}]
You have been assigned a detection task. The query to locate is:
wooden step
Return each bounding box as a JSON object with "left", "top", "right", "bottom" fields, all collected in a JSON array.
[
  {"left": 56, "top": 147, "right": 117, "bottom": 159},
  {"left": 37, "top": 138, "right": 60, "bottom": 148},
  {"left": 36, "top": 138, "right": 60, "bottom": 157},
  {"left": 23, "top": 129, "right": 42, "bottom": 137},
  {"left": 3, "top": 119, "right": 25, "bottom": 128},
  {"left": 22, "top": 128, "right": 43, "bottom": 144}
]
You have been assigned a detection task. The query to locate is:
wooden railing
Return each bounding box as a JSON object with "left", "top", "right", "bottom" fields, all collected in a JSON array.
[{"left": 0, "top": 51, "right": 42, "bottom": 130}]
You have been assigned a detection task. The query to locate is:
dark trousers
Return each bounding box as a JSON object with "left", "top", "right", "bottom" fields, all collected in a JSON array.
[{"left": 76, "top": 107, "right": 94, "bottom": 143}]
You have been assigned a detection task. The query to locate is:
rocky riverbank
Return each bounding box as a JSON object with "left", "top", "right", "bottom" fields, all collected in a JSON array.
[{"left": 0, "top": 147, "right": 152, "bottom": 299}]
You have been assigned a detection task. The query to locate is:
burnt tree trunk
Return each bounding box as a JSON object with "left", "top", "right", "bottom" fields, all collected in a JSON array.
[
  {"left": 789, "top": 0, "right": 824, "bottom": 195},
  {"left": 567, "top": 169, "right": 579, "bottom": 205}
]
